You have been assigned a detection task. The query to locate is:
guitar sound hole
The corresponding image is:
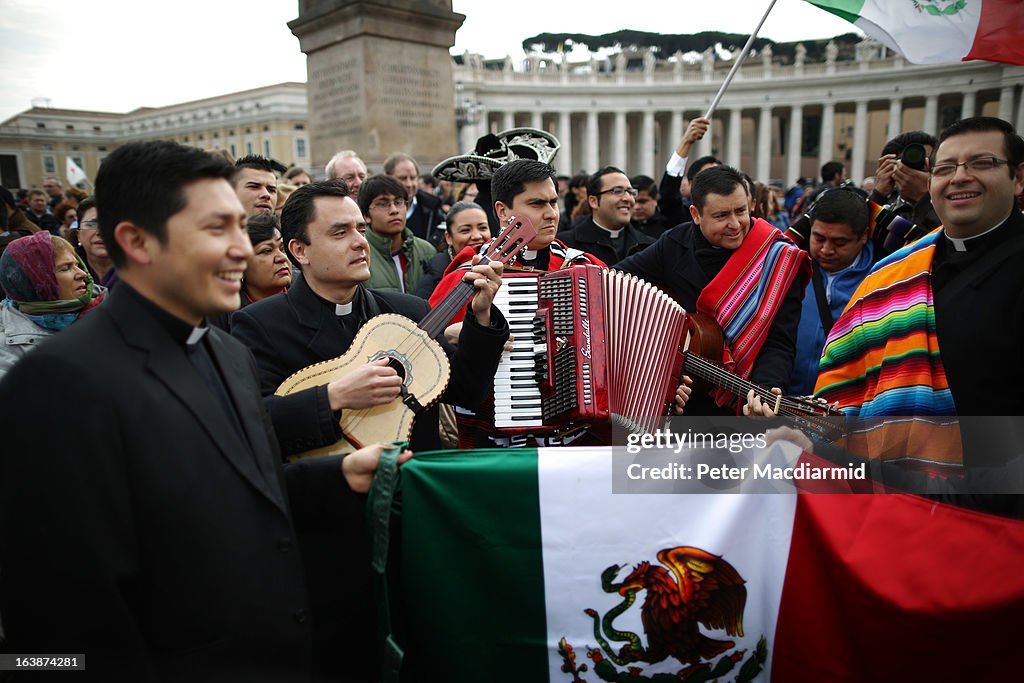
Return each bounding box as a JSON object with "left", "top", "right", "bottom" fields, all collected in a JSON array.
[{"left": 385, "top": 357, "right": 406, "bottom": 381}]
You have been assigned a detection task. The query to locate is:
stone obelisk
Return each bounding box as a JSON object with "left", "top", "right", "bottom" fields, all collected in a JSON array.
[{"left": 289, "top": 0, "right": 465, "bottom": 173}]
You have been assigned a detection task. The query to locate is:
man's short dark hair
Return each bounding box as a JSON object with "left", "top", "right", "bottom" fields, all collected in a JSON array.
[
  {"left": 279, "top": 179, "right": 350, "bottom": 266},
  {"left": 691, "top": 165, "right": 746, "bottom": 214},
  {"left": 935, "top": 116, "right": 1024, "bottom": 176},
  {"left": 245, "top": 212, "right": 281, "bottom": 247},
  {"left": 630, "top": 175, "right": 658, "bottom": 198},
  {"left": 881, "top": 130, "right": 937, "bottom": 157},
  {"left": 491, "top": 159, "right": 557, "bottom": 208},
  {"left": 586, "top": 166, "right": 628, "bottom": 198},
  {"left": 95, "top": 141, "right": 234, "bottom": 268},
  {"left": 810, "top": 188, "right": 870, "bottom": 238},
  {"left": 382, "top": 153, "right": 418, "bottom": 176},
  {"left": 686, "top": 156, "right": 721, "bottom": 182},
  {"left": 357, "top": 175, "right": 407, "bottom": 215},
  {"left": 821, "top": 161, "right": 845, "bottom": 184},
  {"left": 234, "top": 155, "right": 276, "bottom": 176}
]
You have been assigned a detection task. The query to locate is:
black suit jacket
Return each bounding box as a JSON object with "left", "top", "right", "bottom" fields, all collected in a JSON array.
[
  {"left": 406, "top": 189, "right": 445, "bottom": 247},
  {"left": 558, "top": 217, "right": 655, "bottom": 266},
  {"left": 230, "top": 274, "right": 507, "bottom": 680},
  {"left": 615, "top": 222, "right": 803, "bottom": 412},
  {"left": 0, "top": 285, "right": 314, "bottom": 682}
]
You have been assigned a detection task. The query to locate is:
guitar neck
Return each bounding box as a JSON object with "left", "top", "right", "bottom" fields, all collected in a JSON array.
[
  {"left": 418, "top": 258, "right": 489, "bottom": 339},
  {"left": 683, "top": 352, "right": 766, "bottom": 404}
]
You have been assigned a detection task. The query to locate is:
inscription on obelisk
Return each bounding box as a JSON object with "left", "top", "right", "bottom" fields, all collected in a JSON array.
[{"left": 290, "top": 1, "right": 465, "bottom": 172}]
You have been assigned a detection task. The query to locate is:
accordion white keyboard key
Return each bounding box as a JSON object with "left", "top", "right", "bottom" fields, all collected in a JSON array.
[{"left": 492, "top": 274, "right": 544, "bottom": 428}]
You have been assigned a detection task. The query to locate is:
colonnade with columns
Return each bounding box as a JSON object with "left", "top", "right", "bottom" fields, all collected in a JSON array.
[{"left": 456, "top": 50, "right": 1024, "bottom": 185}]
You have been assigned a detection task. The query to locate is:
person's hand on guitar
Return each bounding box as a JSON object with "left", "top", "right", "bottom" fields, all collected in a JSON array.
[
  {"left": 327, "top": 357, "right": 403, "bottom": 411},
  {"left": 342, "top": 443, "right": 414, "bottom": 493},
  {"left": 763, "top": 425, "right": 814, "bottom": 453},
  {"left": 673, "top": 375, "right": 694, "bottom": 415},
  {"left": 742, "top": 387, "right": 782, "bottom": 417},
  {"left": 463, "top": 254, "right": 504, "bottom": 327}
]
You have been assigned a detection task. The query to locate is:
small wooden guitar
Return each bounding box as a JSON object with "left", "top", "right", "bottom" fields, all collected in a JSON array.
[
  {"left": 682, "top": 311, "right": 844, "bottom": 439},
  {"left": 276, "top": 215, "right": 538, "bottom": 458}
]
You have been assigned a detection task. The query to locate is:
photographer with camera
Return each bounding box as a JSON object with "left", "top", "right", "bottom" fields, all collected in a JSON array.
[{"left": 869, "top": 131, "right": 942, "bottom": 257}]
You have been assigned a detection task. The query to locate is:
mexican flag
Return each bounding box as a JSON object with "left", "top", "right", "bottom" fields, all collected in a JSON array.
[
  {"left": 804, "top": 0, "right": 1024, "bottom": 65},
  {"left": 375, "top": 446, "right": 1024, "bottom": 682}
]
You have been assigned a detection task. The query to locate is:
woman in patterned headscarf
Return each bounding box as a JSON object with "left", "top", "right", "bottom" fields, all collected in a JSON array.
[{"left": 0, "top": 231, "right": 104, "bottom": 379}]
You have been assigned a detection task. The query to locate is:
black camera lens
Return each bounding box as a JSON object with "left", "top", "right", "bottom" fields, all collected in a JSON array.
[{"left": 900, "top": 143, "right": 928, "bottom": 171}]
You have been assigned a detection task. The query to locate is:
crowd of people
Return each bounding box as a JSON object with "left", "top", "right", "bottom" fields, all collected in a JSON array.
[{"left": 0, "top": 110, "right": 1022, "bottom": 679}]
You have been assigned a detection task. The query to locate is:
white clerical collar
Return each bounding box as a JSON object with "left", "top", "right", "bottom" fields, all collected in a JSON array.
[
  {"left": 335, "top": 301, "right": 354, "bottom": 316},
  {"left": 592, "top": 218, "right": 623, "bottom": 237},
  {"left": 185, "top": 326, "right": 208, "bottom": 346},
  {"left": 945, "top": 211, "right": 1010, "bottom": 252},
  {"left": 521, "top": 249, "right": 538, "bottom": 260}
]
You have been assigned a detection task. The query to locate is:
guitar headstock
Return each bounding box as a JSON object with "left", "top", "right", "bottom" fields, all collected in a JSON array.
[{"left": 484, "top": 215, "right": 538, "bottom": 266}]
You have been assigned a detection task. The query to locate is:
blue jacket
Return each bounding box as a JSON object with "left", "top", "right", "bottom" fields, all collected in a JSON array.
[{"left": 790, "top": 242, "right": 874, "bottom": 396}]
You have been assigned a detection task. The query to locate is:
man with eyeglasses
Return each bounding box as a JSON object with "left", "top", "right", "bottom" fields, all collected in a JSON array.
[
  {"left": 357, "top": 174, "right": 435, "bottom": 294},
  {"left": 812, "top": 116, "right": 1024, "bottom": 419},
  {"left": 559, "top": 166, "right": 655, "bottom": 266},
  {"left": 751, "top": 116, "right": 1024, "bottom": 519}
]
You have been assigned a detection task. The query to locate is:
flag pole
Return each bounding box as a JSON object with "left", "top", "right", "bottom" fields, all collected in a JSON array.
[{"left": 704, "top": 0, "right": 779, "bottom": 119}]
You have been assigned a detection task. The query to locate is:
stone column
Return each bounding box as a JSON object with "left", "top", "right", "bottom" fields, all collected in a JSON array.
[
  {"left": 819, "top": 101, "right": 835, "bottom": 170},
  {"left": 694, "top": 115, "right": 713, "bottom": 159},
  {"left": 501, "top": 111, "right": 514, "bottom": 132},
  {"left": 289, "top": 0, "right": 464, "bottom": 170},
  {"left": 887, "top": 97, "right": 902, "bottom": 138},
  {"left": 585, "top": 110, "right": 599, "bottom": 174},
  {"left": 961, "top": 91, "right": 976, "bottom": 119},
  {"left": 475, "top": 104, "right": 488, "bottom": 140},
  {"left": 669, "top": 112, "right": 684, "bottom": 158},
  {"left": 851, "top": 99, "right": 868, "bottom": 184},
  {"left": 998, "top": 85, "right": 1014, "bottom": 122},
  {"left": 756, "top": 106, "right": 772, "bottom": 182},
  {"left": 786, "top": 104, "right": 803, "bottom": 186},
  {"left": 640, "top": 110, "right": 655, "bottom": 176},
  {"left": 1017, "top": 92, "right": 1024, "bottom": 135},
  {"left": 613, "top": 110, "right": 627, "bottom": 170},
  {"left": 558, "top": 111, "right": 573, "bottom": 175},
  {"left": 727, "top": 108, "right": 743, "bottom": 168},
  {"left": 923, "top": 94, "right": 938, "bottom": 135}
]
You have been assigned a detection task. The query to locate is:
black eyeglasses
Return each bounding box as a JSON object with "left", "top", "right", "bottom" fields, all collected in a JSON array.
[
  {"left": 931, "top": 157, "right": 1010, "bottom": 178},
  {"left": 596, "top": 186, "right": 638, "bottom": 198}
]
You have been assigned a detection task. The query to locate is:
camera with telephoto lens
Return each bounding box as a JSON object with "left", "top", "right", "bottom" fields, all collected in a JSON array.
[{"left": 900, "top": 143, "right": 928, "bottom": 171}]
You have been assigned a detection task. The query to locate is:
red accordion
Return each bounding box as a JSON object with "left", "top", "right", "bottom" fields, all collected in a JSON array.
[{"left": 492, "top": 265, "right": 688, "bottom": 435}]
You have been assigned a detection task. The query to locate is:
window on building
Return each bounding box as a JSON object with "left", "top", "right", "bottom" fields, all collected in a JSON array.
[
  {"left": 245, "top": 127, "right": 252, "bottom": 134},
  {"left": 42, "top": 155, "right": 56, "bottom": 174},
  {"left": 36, "top": 122, "right": 46, "bottom": 129},
  {"left": 183, "top": 136, "right": 189, "bottom": 142},
  {"left": 70, "top": 145, "right": 79, "bottom": 151},
  {"left": 97, "top": 146, "right": 107, "bottom": 152},
  {"left": 229, "top": 130, "right": 234, "bottom": 136},
  {"left": 66, "top": 124, "right": 74, "bottom": 131},
  {"left": 93, "top": 126, "right": 101, "bottom": 132},
  {"left": 294, "top": 123, "right": 305, "bottom": 130},
  {"left": 198, "top": 134, "right": 204, "bottom": 140},
  {"left": 246, "top": 142, "right": 253, "bottom": 155},
  {"left": 262, "top": 125, "right": 269, "bottom": 132},
  {"left": 41, "top": 144, "right": 53, "bottom": 151},
  {"left": 230, "top": 143, "right": 237, "bottom": 157},
  {"left": 213, "top": 132, "right": 219, "bottom": 139},
  {"left": 296, "top": 138, "right": 307, "bottom": 160},
  {"left": 71, "top": 156, "right": 84, "bottom": 169},
  {"left": 263, "top": 140, "right": 271, "bottom": 157}
]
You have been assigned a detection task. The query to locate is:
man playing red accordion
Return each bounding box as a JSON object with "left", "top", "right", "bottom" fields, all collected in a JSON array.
[{"left": 429, "top": 159, "right": 607, "bottom": 447}]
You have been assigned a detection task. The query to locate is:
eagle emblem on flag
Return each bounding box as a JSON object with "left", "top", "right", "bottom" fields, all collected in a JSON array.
[
  {"left": 559, "top": 546, "right": 767, "bottom": 683},
  {"left": 913, "top": 0, "right": 968, "bottom": 16}
]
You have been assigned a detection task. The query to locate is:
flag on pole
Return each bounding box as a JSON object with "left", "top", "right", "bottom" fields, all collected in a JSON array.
[
  {"left": 804, "top": 0, "right": 1024, "bottom": 65},
  {"left": 65, "top": 156, "right": 88, "bottom": 188},
  {"left": 377, "top": 447, "right": 1024, "bottom": 682}
]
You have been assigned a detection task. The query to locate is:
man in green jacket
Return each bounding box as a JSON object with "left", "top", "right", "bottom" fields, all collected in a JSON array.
[{"left": 358, "top": 174, "right": 435, "bottom": 295}]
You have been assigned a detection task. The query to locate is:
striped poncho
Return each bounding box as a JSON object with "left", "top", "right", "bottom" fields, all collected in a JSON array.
[{"left": 814, "top": 229, "right": 955, "bottom": 416}]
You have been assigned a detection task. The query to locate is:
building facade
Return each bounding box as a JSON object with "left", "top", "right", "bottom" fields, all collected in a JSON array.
[
  {"left": 2, "top": 41, "right": 1023, "bottom": 191},
  {"left": 0, "top": 83, "right": 310, "bottom": 190}
]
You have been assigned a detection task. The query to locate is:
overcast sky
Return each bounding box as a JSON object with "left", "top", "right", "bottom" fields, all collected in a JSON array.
[{"left": 0, "top": 0, "right": 859, "bottom": 123}]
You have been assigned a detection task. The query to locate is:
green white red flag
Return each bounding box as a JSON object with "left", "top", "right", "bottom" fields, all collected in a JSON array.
[
  {"left": 377, "top": 446, "right": 1024, "bottom": 682},
  {"left": 804, "top": 0, "right": 1024, "bottom": 65}
]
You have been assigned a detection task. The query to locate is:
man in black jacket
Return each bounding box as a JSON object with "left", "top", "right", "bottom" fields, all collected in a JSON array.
[
  {"left": 231, "top": 179, "right": 508, "bottom": 680},
  {"left": 559, "top": 166, "right": 655, "bottom": 266},
  {"left": 0, "top": 141, "right": 395, "bottom": 681}
]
